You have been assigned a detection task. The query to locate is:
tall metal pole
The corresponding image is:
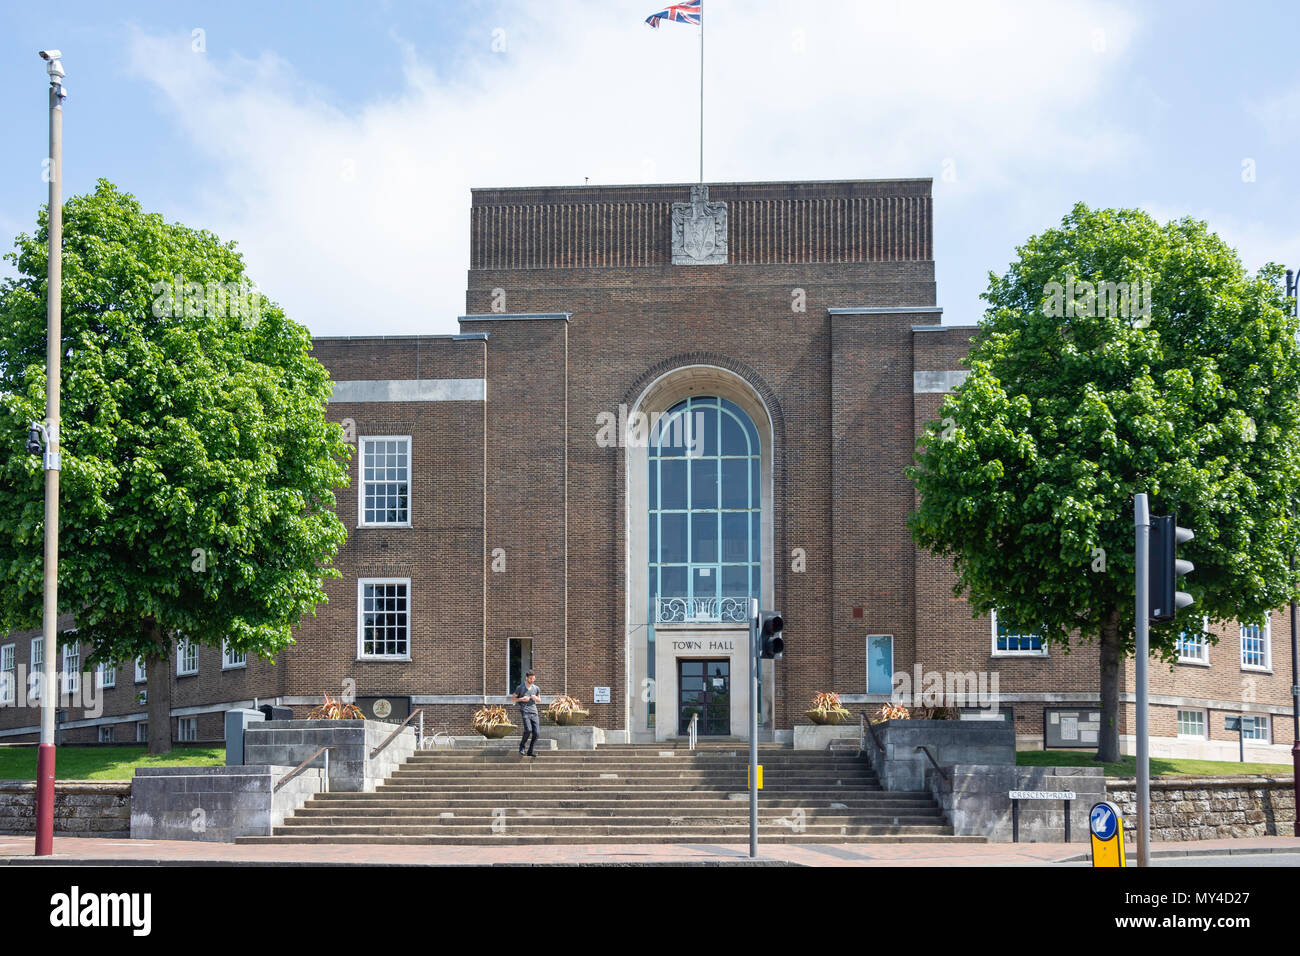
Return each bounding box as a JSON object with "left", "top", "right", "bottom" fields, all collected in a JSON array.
[
  {"left": 35, "top": 51, "right": 65, "bottom": 858},
  {"left": 1288, "top": 269, "right": 1300, "bottom": 838},
  {"left": 1134, "top": 493, "right": 1150, "bottom": 867},
  {"left": 749, "top": 597, "right": 758, "bottom": 858},
  {"left": 698, "top": 10, "right": 704, "bottom": 184}
]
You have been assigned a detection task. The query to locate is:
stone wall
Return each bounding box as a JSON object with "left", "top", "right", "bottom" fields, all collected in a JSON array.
[
  {"left": 242, "top": 719, "right": 415, "bottom": 792},
  {"left": 0, "top": 781, "right": 131, "bottom": 838},
  {"left": 866, "top": 719, "right": 1015, "bottom": 791},
  {"left": 928, "top": 765, "right": 1105, "bottom": 842},
  {"left": 130, "top": 765, "right": 322, "bottom": 842},
  {"left": 1108, "top": 776, "right": 1296, "bottom": 841}
]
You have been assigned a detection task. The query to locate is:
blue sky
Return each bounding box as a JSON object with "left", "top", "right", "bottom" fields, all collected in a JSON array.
[{"left": 1, "top": 0, "right": 1297, "bottom": 336}]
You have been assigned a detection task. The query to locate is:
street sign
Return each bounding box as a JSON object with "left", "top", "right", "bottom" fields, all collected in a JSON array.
[
  {"left": 1225, "top": 715, "right": 1256, "bottom": 732},
  {"left": 1089, "top": 801, "right": 1126, "bottom": 867},
  {"left": 1009, "top": 790, "right": 1076, "bottom": 800},
  {"left": 593, "top": 686, "right": 610, "bottom": 704}
]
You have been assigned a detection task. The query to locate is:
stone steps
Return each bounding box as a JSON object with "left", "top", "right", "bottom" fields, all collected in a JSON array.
[{"left": 238, "top": 832, "right": 985, "bottom": 846}]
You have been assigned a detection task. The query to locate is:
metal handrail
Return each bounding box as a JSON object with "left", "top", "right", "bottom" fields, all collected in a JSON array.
[
  {"left": 687, "top": 712, "right": 698, "bottom": 751},
  {"left": 915, "top": 745, "right": 949, "bottom": 784},
  {"left": 860, "top": 712, "right": 884, "bottom": 755},
  {"left": 275, "top": 746, "right": 332, "bottom": 793},
  {"left": 369, "top": 707, "right": 424, "bottom": 759}
]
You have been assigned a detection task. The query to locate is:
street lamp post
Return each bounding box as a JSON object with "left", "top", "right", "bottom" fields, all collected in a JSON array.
[
  {"left": 34, "top": 49, "right": 65, "bottom": 858},
  {"left": 1288, "top": 268, "right": 1299, "bottom": 838}
]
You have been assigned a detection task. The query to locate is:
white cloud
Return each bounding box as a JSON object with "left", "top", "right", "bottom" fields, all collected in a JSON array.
[{"left": 124, "top": 0, "right": 1147, "bottom": 336}]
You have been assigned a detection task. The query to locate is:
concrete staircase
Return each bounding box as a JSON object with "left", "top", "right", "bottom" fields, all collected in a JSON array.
[{"left": 236, "top": 741, "right": 982, "bottom": 845}]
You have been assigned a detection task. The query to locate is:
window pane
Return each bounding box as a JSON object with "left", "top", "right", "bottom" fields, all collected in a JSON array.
[
  {"left": 692, "top": 566, "right": 717, "bottom": 601},
  {"left": 660, "top": 565, "right": 687, "bottom": 599},
  {"left": 660, "top": 459, "right": 687, "bottom": 509},
  {"left": 721, "top": 565, "right": 749, "bottom": 597},
  {"left": 656, "top": 410, "right": 688, "bottom": 456},
  {"left": 660, "top": 513, "right": 687, "bottom": 563},
  {"left": 696, "top": 404, "right": 718, "bottom": 457},
  {"left": 720, "top": 459, "right": 749, "bottom": 509},
  {"left": 691, "top": 512, "right": 718, "bottom": 563},
  {"left": 868, "top": 635, "right": 893, "bottom": 694},
  {"left": 691, "top": 458, "right": 717, "bottom": 509},
  {"left": 721, "top": 513, "right": 749, "bottom": 562},
  {"left": 720, "top": 412, "right": 749, "bottom": 456}
]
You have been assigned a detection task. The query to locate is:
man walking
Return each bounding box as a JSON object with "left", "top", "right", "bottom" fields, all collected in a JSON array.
[{"left": 511, "top": 669, "right": 541, "bottom": 759}]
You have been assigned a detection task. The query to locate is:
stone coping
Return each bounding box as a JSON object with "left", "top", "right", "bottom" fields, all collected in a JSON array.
[
  {"left": 134, "top": 765, "right": 294, "bottom": 777},
  {"left": 0, "top": 780, "right": 132, "bottom": 791},
  {"left": 1107, "top": 774, "right": 1295, "bottom": 788}
]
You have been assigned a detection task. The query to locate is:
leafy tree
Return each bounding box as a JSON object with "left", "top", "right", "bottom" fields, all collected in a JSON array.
[
  {"left": 908, "top": 203, "right": 1300, "bottom": 762},
  {"left": 0, "top": 180, "right": 351, "bottom": 753}
]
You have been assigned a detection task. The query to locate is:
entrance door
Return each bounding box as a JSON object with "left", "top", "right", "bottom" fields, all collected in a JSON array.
[{"left": 678, "top": 659, "right": 730, "bottom": 735}]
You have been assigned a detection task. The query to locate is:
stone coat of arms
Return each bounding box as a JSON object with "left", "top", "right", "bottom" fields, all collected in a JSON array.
[{"left": 671, "top": 184, "right": 728, "bottom": 265}]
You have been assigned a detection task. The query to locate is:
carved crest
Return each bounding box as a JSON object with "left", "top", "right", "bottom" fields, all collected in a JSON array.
[{"left": 671, "top": 184, "right": 727, "bottom": 265}]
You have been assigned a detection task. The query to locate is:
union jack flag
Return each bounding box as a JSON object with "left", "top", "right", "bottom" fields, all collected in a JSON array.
[{"left": 645, "top": 0, "right": 701, "bottom": 28}]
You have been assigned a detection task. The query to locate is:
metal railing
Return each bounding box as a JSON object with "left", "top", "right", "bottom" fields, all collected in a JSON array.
[
  {"left": 915, "top": 745, "right": 949, "bottom": 784},
  {"left": 274, "top": 746, "right": 332, "bottom": 794},
  {"left": 860, "top": 712, "right": 884, "bottom": 757},
  {"left": 687, "top": 712, "right": 698, "bottom": 750},
  {"left": 369, "top": 707, "right": 424, "bottom": 759},
  {"left": 656, "top": 596, "right": 749, "bottom": 624}
]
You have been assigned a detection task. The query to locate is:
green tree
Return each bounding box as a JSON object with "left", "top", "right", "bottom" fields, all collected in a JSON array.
[
  {"left": 908, "top": 203, "right": 1300, "bottom": 762},
  {"left": 0, "top": 180, "right": 351, "bottom": 753}
]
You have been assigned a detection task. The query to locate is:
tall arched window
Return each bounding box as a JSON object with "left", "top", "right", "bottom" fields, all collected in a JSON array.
[{"left": 649, "top": 396, "right": 761, "bottom": 623}]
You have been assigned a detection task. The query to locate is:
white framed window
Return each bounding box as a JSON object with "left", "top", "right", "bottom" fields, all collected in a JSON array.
[
  {"left": 177, "top": 638, "right": 198, "bottom": 676},
  {"left": 0, "top": 643, "right": 14, "bottom": 705},
  {"left": 177, "top": 717, "right": 198, "bottom": 742},
  {"left": 357, "top": 578, "right": 411, "bottom": 660},
  {"left": 136, "top": 722, "right": 148, "bottom": 743},
  {"left": 991, "top": 610, "right": 1046, "bottom": 656},
  {"left": 1177, "top": 709, "right": 1208, "bottom": 738},
  {"left": 1176, "top": 619, "right": 1209, "bottom": 665},
  {"left": 1240, "top": 621, "right": 1272, "bottom": 672},
  {"left": 97, "top": 661, "right": 116, "bottom": 689},
  {"left": 358, "top": 436, "right": 411, "bottom": 527},
  {"left": 508, "top": 638, "right": 533, "bottom": 695},
  {"left": 61, "top": 641, "right": 80, "bottom": 695},
  {"left": 222, "top": 639, "right": 247, "bottom": 670},
  {"left": 135, "top": 658, "right": 147, "bottom": 684},
  {"left": 98, "top": 725, "right": 114, "bottom": 743},
  {"left": 1242, "top": 715, "right": 1270, "bottom": 742},
  {"left": 29, "top": 637, "right": 43, "bottom": 700},
  {"left": 866, "top": 634, "right": 894, "bottom": 694}
]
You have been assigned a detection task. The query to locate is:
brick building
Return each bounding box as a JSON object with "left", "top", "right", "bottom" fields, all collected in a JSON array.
[{"left": 0, "top": 178, "right": 1293, "bottom": 761}]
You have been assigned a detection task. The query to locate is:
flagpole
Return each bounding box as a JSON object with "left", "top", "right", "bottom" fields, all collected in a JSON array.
[{"left": 699, "top": 6, "right": 704, "bottom": 184}]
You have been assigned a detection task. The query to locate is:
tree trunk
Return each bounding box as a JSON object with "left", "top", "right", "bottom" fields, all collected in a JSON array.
[
  {"left": 145, "top": 622, "right": 172, "bottom": 756},
  {"left": 1096, "top": 605, "right": 1122, "bottom": 764}
]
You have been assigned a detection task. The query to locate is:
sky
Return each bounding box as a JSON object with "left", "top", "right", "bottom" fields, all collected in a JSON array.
[{"left": 1, "top": 0, "right": 1297, "bottom": 336}]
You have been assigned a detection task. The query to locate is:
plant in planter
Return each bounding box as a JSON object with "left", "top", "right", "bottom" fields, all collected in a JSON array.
[
  {"left": 472, "top": 704, "right": 516, "bottom": 739},
  {"left": 912, "top": 705, "right": 960, "bottom": 720},
  {"left": 307, "top": 694, "right": 364, "bottom": 719},
  {"left": 805, "top": 691, "right": 852, "bottom": 725},
  {"left": 545, "top": 694, "right": 590, "bottom": 726},
  {"left": 871, "top": 702, "right": 911, "bottom": 724}
]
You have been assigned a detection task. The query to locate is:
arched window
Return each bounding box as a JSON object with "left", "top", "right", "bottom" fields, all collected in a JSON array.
[{"left": 649, "top": 396, "right": 761, "bottom": 623}]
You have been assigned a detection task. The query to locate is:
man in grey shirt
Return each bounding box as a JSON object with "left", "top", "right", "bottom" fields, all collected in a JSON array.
[{"left": 511, "top": 669, "right": 540, "bottom": 758}]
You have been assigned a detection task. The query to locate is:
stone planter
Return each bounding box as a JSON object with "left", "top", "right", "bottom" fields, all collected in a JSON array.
[
  {"left": 805, "top": 709, "right": 851, "bottom": 725},
  {"left": 546, "top": 710, "right": 590, "bottom": 726},
  {"left": 478, "top": 724, "right": 517, "bottom": 739}
]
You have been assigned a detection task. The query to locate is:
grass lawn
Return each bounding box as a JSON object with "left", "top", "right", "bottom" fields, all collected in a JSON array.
[
  {"left": 0, "top": 745, "right": 226, "bottom": 781},
  {"left": 1017, "top": 748, "right": 1289, "bottom": 778}
]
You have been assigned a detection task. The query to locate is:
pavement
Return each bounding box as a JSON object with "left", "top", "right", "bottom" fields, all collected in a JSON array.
[{"left": 2, "top": 835, "right": 1298, "bottom": 866}]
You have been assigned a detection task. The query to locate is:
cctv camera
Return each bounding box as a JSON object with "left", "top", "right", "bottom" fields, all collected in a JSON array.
[
  {"left": 26, "top": 425, "right": 44, "bottom": 456},
  {"left": 39, "top": 50, "right": 61, "bottom": 61}
]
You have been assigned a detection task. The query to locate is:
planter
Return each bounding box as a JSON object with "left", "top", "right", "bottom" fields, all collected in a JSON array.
[
  {"left": 478, "top": 724, "right": 517, "bottom": 739},
  {"left": 547, "top": 710, "right": 590, "bottom": 726},
  {"left": 805, "top": 709, "right": 852, "bottom": 726}
]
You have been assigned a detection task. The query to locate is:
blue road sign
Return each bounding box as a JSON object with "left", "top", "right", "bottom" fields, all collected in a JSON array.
[{"left": 1090, "top": 802, "right": 1118, "bottom": 840}]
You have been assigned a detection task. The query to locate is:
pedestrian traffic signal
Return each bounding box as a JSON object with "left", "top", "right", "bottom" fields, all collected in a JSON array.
[
  {"left": 1149, "top": 513, "right": 1193, "bottom": 622},
  {"left": 759, "top": 611, "right": 784, "bottom": 660}
]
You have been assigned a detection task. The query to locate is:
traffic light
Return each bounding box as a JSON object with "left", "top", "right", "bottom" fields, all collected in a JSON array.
[
  {"left": 1149, "top": 513, "right": 1194, "bottom": 622},
  {"left": 758, "top": 611, "right": 784, "bottom": 660}
]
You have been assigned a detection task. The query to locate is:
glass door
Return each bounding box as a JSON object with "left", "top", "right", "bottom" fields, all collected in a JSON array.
[{"left": 679, "top": 659, "right": 730, "bottom": 735}]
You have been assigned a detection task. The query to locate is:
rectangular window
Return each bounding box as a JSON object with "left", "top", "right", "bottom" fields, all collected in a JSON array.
[
  {"left": 358, "top": 579, "right": 411, "bottom": 659},
  {"left": 1177, "top": 709, "right": 1207, "bottom": 738},
  {"left": 177, "top": 639, "right": 198, "bottom": 676},
  {"left": 1242, "top": 715, "right": 1270, "bottom": 742},
  {"left": 359, "top": 436, "right": 411, "bottom": 526},
  {"left": 137, "top": 722, "right": 148, "bottom": 742},
  {"left": 1176, "top": 629, "right": 1208, "bottom": 664},
  {"left": 98, "top": 725, "right": 114, "bottom": 743},
  {"left": 177, "top": 717, "right": 198, "bottom": 742},
  {"left": 866, "top": 634, "right": 893, "bottom": 694},
  {"left": 0, "top": 644, "right": 13, "bottom": 705},
  {"left": 991, "top": 611, "right": 1046, "bottom": 656},
  {"left": 222, "top": 640, "right": 247, "bottom": 670},
  {"left": 1240, "top": 622, "right": 1271, "bottom": 671},
  {"left": 508, "top": 638, "right": 533, "bottom": 695},
  {"left": 61, "top": 642, "right": 80, "bottom": 695},
  {"left": 30, "top": 638, "right": 43, "bottom": 701},
  {"left": 135, "top": 658, "right": 147, "bottom": 684},
  {"left": 97, "top": 662, "right": 116, "bottom": 689}
]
